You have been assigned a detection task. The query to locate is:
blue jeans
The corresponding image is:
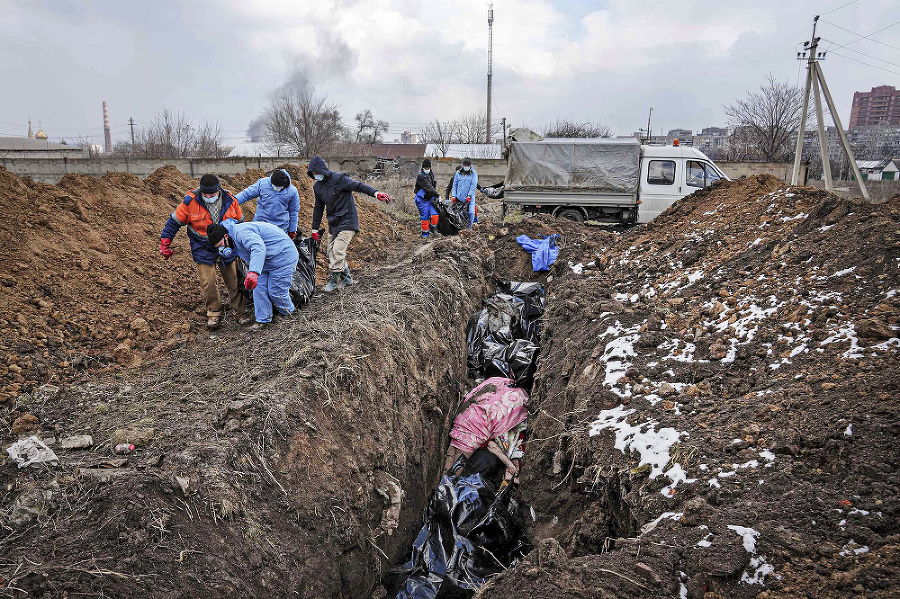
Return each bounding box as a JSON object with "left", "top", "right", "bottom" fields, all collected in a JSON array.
[{"left": 253, "top": 262, "right": 296, "bottom": 323}]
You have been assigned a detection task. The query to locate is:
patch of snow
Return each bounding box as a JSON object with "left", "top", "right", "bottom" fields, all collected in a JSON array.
[
  {"left": 817, "top": 224, "right": 835, "bottom": 232},
  {"left": 839, "top": 540, "right": 870, "bottom": 557},
  {"left": 640, "top": 510, "right": 683, "bottom": 534},
  {"left": 779, "top": 212, "right": 807, "bottom": 223},
  {"left": 845, "top": 424, "right": 853, "bottom": 437},
  {"left": 569, "top": 262, "right": 584, "bottom": 275},
  {"left": 759, "top": 450, "right": 776, "bottom": 462},
  {"left": 830, "top": 266, "right": 856, "bottom": 278},
  {"left": 728, "top": 525, "right": 775, "bottom": 585},
  {"left": 589, "top": 406, "right": 692, "bottom": 496},
  {"left": 708, "top": 478, "right": 721, "bottom": 488},
  {"left": 697, "top": 533, "right": 714, "bottom": 548}
]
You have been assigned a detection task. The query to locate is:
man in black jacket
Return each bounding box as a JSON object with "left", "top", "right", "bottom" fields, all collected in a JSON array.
[
  {"left": 414, "top": 158, "right": 441, "bottom": 238},
  {"left": 307, "top": 156, "right": 391, "bottom": 292}
]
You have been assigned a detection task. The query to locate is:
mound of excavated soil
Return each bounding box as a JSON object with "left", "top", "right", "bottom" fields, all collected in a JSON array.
[
  {"left": 0, "top": 165, "right": 415, "bottom": 403},
  {"left": 479, "top": 175, "right": 900, "bottom": 598},
  {"left": 0, "top": 234, "right": 496, "bottom": 599}
]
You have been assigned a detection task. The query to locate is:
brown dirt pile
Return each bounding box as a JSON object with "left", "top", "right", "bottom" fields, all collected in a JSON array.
[
  {"left": 0, "top": 164, "right": 414, "bottom": 403},
  {"left": 478, "top": 175, "right": 900, "bottom": 597},
  {"left": 0, "top": 234, "right": 495, "bottom": 598}
]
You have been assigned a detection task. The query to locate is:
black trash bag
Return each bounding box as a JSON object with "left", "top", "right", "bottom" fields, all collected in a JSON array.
[
  {"left": 480, "top": 183, "right": 504, "bottom": 199},
  {"left": 289, "top": 235, "right": 319, "bottom": 305},
  {"left": 434, "top": 200, "right": 470, "bottom": 236},
  {"left": 466, "top": 282, "right": 545, "bottom": 387},
  {"left": 235, "top": 258, "right": 254, "bottom": 305},
  {"left": 387, "top": 451, "right": 530, "bottom": 599}
]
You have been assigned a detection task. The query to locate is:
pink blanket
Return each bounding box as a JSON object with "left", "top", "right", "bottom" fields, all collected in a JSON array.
[{"left": 449, "top": 377, "right": 529, "bottom": 453}]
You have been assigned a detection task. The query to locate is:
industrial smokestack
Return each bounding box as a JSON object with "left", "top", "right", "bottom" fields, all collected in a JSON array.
[{"left": 103, "top": 101, "right": 112, "bottom": 154}]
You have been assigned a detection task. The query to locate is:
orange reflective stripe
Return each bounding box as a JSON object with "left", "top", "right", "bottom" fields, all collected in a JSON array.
[
  {"left": 430, "top": 215, "right": 439, "bottom": 226},
  {"left": 421, "top": 220, "right": 430, "bottom": 232}
]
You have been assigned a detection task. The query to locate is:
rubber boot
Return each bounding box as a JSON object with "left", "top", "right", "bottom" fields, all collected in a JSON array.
[
  {"left": 341, "top": 266, "right": 353, "bottom": 287},
  {"left": 207, "top": 315, "right": 221, "bottom": 331},
  {"left": 323, "top": 272, "right": 341, "bottom": 293}
]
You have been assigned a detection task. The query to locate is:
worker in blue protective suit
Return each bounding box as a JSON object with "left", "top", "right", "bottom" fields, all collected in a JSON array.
[
  {"left": 206, "top": 221, "right": 299, "bottom": 330},
  {"left": 414, "top": 158, "right": 441, "bottom": 238},
  {"left": 234, "top": 168, "right": 301, "bottom": 237},
  {"left": 450, "top": 157, "right": 478, "bottom": 228}
]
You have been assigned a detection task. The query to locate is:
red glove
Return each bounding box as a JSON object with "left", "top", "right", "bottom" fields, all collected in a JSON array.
[
  {"left": 311, "top": 231, "right": 320, "bottom": 242},
  {"left": 375, "top": 191, "right": 391, "bottom": 204},
  {"left": 465, "top": 197, "right": 471, "bottom": 204},
  {"left": 288, "top": 231, "right": 297, "bottom": 240},
  {"left": 450, "top": 196, "right": 458, "bottom": 203},
  {"left": 244, "top": 271, "right": 259, "bottom": 290},
  {"left": 159, "top": 238, "right": 173, "bottom": 260}
]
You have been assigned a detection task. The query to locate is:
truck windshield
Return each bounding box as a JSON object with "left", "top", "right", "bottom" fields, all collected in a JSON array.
[{"left": 687, "top": 161, "right": 723, "bottom": 188}]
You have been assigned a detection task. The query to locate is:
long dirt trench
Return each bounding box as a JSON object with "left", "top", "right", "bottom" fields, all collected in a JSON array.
[{"left": 0, "top": 234, "right": 508, "bottom": 598}]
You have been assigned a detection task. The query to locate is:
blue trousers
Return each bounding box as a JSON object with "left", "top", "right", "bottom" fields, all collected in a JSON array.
[
  {"left": 415, "top": 193, "right": 439, "bottom": 236},
  {"left": 253, "top": 262, "right": 296, "bottom": 323}
]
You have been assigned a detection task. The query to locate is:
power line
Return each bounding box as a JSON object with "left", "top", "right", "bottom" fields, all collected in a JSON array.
[
  {"left": 822, "top": 39, "right": 900, "bottom": 67},
  {"left": 828, "top": 50, "right": 900, "bottom": 76},
  {"left": 821, "top": 0, "right": 860, "bottom": 17},
  {"left": 820, "top": 18, "right": 900, "bottom": 51}
]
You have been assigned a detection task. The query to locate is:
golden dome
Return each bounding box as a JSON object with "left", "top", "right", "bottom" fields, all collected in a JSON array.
[{"left": 35, "top": 124, "right": 48, "bottom": 141}]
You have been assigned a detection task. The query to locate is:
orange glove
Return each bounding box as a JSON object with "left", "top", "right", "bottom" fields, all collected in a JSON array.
[
  {"left": 244, "top": 271, "right": 259, "bottom": 290},
  {"left": 159, "top": 238, "right": 173, "bottom": 259}
]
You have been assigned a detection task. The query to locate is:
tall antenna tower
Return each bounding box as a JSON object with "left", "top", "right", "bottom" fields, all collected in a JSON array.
[
  {"left": 486, "top": 2, "right": 494, "bottom": 143},
  {"left": 102, "top": 101, "right": 112, "bottom": 154}
]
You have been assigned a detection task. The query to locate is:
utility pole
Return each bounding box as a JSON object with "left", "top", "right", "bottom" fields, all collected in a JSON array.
[
  {"left": 486, "top": 1, "right": 494, "bottom": 143},
  {"left": 501, "top": 117, "right": 507, "bottom": 150},
  {"left": 128, "top": 118, "right": 136, "bottom": 147},
  {"left": 645, "top": 107, "right": 653, "bottom": 144},
  {"left": 791, "top": 15, "right": 869, "bottom": 199}
]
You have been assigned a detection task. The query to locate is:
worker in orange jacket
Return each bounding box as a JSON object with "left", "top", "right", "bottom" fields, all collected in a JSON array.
[{"left": 159, "top": 174, "right": 250, "bottom": 330}]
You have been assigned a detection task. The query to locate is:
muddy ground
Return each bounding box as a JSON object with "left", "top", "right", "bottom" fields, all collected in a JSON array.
[{"left": 1, "top": 168, "right": 898, "bottom": 599}]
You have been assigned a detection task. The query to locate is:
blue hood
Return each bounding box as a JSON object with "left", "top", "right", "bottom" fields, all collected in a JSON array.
[{"left": 307, "top": 156, "right": 331, "bottom": 180}]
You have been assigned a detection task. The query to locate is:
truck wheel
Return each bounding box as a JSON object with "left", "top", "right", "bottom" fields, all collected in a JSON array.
[{"left": 557, "top": 209, "right": 585, "bottom": 223}]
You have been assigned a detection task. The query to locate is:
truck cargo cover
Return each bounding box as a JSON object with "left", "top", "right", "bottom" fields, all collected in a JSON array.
[{"left": 505, "top": 138, "right": 641, "bottom": 193}]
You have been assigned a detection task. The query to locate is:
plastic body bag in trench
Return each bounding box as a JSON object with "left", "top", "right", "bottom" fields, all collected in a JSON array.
[
  {"left": 434, "top": 199, "right": 469, "bottom": 236},
  {"left": 386, "top": 450, "right": 531, "bottom": 598},
  {"left": 466, "top": 282, "right": 545, "bottom": 387},
  {"left": 236, "top": 234, "right": 319, "bottom": 306}
]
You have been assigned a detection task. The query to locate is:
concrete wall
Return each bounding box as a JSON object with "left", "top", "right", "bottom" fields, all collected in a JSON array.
[
  {"left": 0, "top": 155, "right": 510, "bottom": 186},
  {"left": 808, "top": 179, "right": 900, "bottom": 203},
  {"left": 717, "top": 161, "right": 807, "bottom": 183}
]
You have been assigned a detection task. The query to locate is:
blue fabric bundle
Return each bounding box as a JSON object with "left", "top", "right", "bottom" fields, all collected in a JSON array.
[{"left": 516, "top": 234, "right": 560, "bottom": 272}]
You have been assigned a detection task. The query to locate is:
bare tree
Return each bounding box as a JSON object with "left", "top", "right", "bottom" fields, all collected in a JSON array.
[
  {"left": 723, "top": 75, "right": 809, "bottom": 162},
  {"left": 263, "top": 84, "right": 343, "bottom": 156},
  {"left": 353, "top": 109, "right": 389, "bottom": 144},
  {"left": 127, "top": 109, "right": 229, "bottom": 158},
  {"left": 422, "top": 120, "right": 458, "bottom": 157},
  {"left": 456, "top": 111, "right": 492, "bottom": 144},
  {"left": 542, "top": 119, "right": 613, "bottom": 138},
  {"left": 195, "top": 121, "right": 231, "bottom": 158}
]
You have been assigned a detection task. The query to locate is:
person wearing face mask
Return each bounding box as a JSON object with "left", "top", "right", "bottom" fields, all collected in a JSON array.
[
  {"left": 450, "top": 157, "right": 479, "bottom": 228},
  {"left": 234, "top": 168, "right": 301, "bottom": 237},
  {"left": 414, "top": 158, "right": 441, "bottom": 238},
  {"left": 206, "top": 221, "right": 299, "bottom": 330},
  {"left": 158, "top": 173, "right": 249, "bottom": 330},
  {"left": 307, "top": 156, "right": 391, "bottom": 292}
]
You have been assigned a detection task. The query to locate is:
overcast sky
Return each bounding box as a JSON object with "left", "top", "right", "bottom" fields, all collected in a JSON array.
[{"left": 2, "top": 0, "right": 898, "bottom": 145}]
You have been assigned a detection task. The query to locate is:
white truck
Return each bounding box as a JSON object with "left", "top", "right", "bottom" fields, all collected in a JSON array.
[{"left": 502, "top": 138, "right": 729, "bottom": 224}]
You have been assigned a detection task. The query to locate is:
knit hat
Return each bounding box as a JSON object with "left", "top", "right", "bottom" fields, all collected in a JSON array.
[
  {"left": 199, "top": 174, "right": 221, "bottom": 194},
  {"left": 271, "top": 169, "right": 289, "bottom": 188},
  {"left": 206, "top": 223, "right": 228, "bottom": 246},
  {"left": 422, "top": 158, "right": 431, "bottom": 169},
  {"left": 462, "top": 157, "right": 472, "bottom": 166}
]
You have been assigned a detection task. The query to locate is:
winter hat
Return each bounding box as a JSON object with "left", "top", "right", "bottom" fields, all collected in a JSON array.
[
  {"left": 271, "top": 169, "right": 289, "bottom": 188},
  {"left": 199, "top": 174, "right": 221, "bottom": 194},
  {"left": 206, "top": 223, "right": 228, "bottom": 246},
  {"left": 422, "top": 158, "right": 431, "bottom": 169},
  {"left": 462, "top": 157, "right": 472, "bottom": 166}
]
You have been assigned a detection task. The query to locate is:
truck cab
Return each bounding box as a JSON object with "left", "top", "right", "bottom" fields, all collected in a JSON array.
[
  {"left": 638, "top": 145, "right": 727, "bottom": 222},
  {"left": 501, "top": 138, "right": 728, "bottom": 225}
]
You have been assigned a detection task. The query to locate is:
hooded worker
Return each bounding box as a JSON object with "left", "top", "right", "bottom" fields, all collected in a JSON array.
[
  {"left": 234, "top": 168, "right": 301, "bottom": 237},
  {"left": 413, "top": 158, "right": 441, "bottom": 238},
  {"left": 206, "top": 221, "right": 299, "bottom": 329},
  {"left": 451, "top": 157, "right": 479, "bottom": 228},
  {"left": 159, "top": 174, "right": 249, "bottom": 330},
  {"left": 307, "top": 156, "right": 391, "bottom": 292}
]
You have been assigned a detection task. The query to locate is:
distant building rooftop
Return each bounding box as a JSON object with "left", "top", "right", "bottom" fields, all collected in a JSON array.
[{"left": 0, "top": 136, "right": 76, "bottom": 151}]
